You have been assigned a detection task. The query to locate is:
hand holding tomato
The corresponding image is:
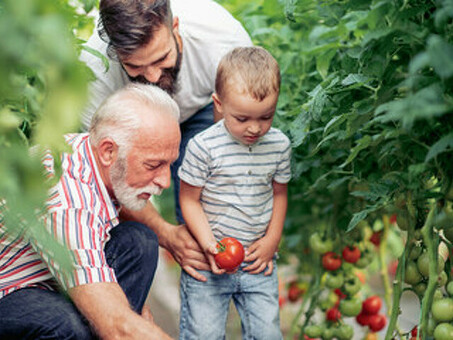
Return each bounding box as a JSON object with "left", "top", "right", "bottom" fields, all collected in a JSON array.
[{"left": 214, "top": 237, "right": 245, "bottom": 272}]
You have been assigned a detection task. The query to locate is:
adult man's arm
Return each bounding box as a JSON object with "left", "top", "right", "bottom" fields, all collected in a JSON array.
[
  {"left": 69, "top": 282, "right": 171, "bottom": 339},
  {"left": 120, "top": 200, "right": 210, "bottom": 282}
]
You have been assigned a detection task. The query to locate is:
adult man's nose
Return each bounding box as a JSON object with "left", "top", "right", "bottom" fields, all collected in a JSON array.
[
  {"left": 144, "top": 66, "right": 162, "bottom": 84},
  {"left": 153, "top": 166, "right": 171, "bottom": 189}
]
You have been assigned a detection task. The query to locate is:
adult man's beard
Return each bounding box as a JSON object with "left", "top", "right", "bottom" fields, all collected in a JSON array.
[
  {"left": 126, "top": 37, "right": 182, "bottom": 96},
  {"left": 110, "top": 155, "right": 162, "bottom": 211}
]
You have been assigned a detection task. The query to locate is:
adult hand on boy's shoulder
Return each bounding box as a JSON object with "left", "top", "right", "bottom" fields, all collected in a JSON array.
[{"left": 243, "top": 236, "right": 279, "bottom": 276}]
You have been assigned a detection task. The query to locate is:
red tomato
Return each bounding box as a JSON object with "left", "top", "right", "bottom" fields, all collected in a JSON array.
[
  {"left": 326, "top": 307, "right": 341, "bottom": 322},
  {"left": 368, "top": 314, "right": 387, "bottom": 332},
  {"left": 362, "top": 295, "right": 382, "bottom": 315},
  {"left": 356, "top": 312, "right": 373, "bottom": 326},
  {"left": 334, "top": 288, "right": 347, "bottom": 300},
  {"left": 389, "top": 214, "right": 397, "bottom": 224},
  {"left": 214, "top": 237, "right": 245, "bottom": 271},
  {"left": 287, "top": 281, "right": 305, "bottom": 302},
  {"left": 322, "top": 252, "right": 342, "bottom": 271},
  {"left": 342, "top": 245, "right": 361, "bottom": 263},
  {"left": 370, "top": 231, "right": 381, "bottom": 246}
]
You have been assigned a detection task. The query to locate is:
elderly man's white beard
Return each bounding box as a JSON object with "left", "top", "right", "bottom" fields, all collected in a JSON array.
[{"left": 110, "top": 156, "right": 162, "bottom": 211}]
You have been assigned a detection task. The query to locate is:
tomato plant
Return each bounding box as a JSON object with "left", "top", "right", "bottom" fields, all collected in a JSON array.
[{"left": 214, "top": 237, "right": 245, "bottom": 271}]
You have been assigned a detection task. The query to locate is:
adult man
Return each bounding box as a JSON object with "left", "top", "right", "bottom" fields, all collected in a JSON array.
[
  {"left": 0, "top": 84, "right": 188, "bottom": 339},
  {"left": 80, "top": 0, "right": 253, "bottom": 224}
]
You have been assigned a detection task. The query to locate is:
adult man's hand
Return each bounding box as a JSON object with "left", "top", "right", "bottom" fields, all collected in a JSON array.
[
  {"left": 164, "top": 223, "right": 210, "bottom": 282},
  {"left": 70, "top": 282, "right": 172, "bottom": 340},
  {"left": 120, "top": 201, "right": 210, "bottom": 281}
]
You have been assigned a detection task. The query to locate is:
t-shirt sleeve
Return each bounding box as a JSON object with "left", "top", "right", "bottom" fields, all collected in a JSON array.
[
  {"left": 273, "top": 134, "right": 292, "bottom": 184},
  {"left": 178, "top": 136, "right": 210, "bottom": 187}
]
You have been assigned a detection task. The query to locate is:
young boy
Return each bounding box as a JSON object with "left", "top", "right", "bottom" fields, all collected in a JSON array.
[{"left": 178, "top": 46, "right": 291, "bottom": 339}]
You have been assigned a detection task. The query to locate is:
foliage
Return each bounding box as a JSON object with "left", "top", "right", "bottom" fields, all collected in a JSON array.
[
  {"left": 219, "top": 0, "right": 453, "bottom": 338},
  {"left": 0, "top": 0, "right": 96, "bottom": 269}
]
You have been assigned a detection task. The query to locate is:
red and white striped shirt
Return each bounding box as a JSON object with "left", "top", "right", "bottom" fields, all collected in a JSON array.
[{"left": 0, "top": 133, "right": 119, "bottom": 298}]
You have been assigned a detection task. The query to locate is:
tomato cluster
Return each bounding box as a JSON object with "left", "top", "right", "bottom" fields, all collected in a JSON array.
[
  {"left": 355, "top": 296, "right": 387, "bottom": 332},
  {"left": 302, "top": 228, "right": 387, "bottom": 340}
]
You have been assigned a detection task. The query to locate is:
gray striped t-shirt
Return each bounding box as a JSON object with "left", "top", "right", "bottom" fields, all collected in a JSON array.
[{"left": 178, "top": 120, "right": 291, "bottom": 247}]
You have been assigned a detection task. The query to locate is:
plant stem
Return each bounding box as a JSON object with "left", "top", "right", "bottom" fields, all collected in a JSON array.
[
  {"left": 288, "top": 262, "right": 322, "bottom": 339},
  {"left": 379, "top": 214, "right": 392, "bottom": 314},
  {"left": 418, "top": 206, "right": 437, "bottom": 340},
  {"left": 385, "top": 193, "right": 415, "bottom": 340}
]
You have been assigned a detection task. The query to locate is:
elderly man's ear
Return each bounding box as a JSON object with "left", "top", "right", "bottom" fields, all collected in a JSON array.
[{"left": 97, "top": 138, "right": 119, "bottom": 167}]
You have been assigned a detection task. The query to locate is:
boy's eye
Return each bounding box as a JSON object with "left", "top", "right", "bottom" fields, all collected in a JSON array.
[{"left": 235, "top": 117, "right": 247, "bottom": 122}]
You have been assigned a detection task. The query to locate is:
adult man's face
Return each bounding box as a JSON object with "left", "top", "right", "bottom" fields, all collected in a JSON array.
[
  {"left": 110, "top": 111, "right": 181, "bottom": 211},
  {"left": 120, "top": 20, "right": 183, "bottom": 95}
]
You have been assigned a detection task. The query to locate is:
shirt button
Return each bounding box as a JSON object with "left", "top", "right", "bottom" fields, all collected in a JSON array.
[{"left": 248, "top": 170, "right": 252, "bottom": 175}]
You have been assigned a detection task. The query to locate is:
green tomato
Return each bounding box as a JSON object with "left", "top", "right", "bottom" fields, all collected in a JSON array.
[
  {"left": 412, "top": 282, "right": 427, "bottom": 296},
  {"left": 434, "top": 205, "right": 453, "bottom": 229},
  {"left": 323, "top": 327, "right": 336, "bottom": 340},
  {"left": 438, "top": 271, "right": 448, "bottom": 287},
  {"left": 319, "top": 291, "right": 339, "bottom": 311},
  {"left": 434, "top": 323, "right": 453, "bottom": 340},
  {"left": 339, "top": 298, "right": 362, "bottom": 317},
  {"left": 433, "top": 289, "right": 444, "bottom": 301},
  {"left": 335, "top": 324, "right": 354, "bottom": 340},
  {"left": 446, "top": 281, "right": 453, "bottom": 297},
  {"left": 409, "top": 244, "right": 423, "bottom": 260},
  {"left": 325, "top": 272, "right": 344, "bottom": 289},
  {"left": 432, "top": 298, "right": 453, "bottom": 322},
  {"left": 304, "top": 325, "right": 323, "bottom": 338},
  {"left": 404, "top": 261, "right": 422, "bottom": 285},
  {"left": 342, "top": 275, "right": 361, "bottom": 296},
  {"left": 309, "top": 233, "right": 333, "bottom": 254},
  {"left": 417, "top": 252, "right": 444, "bottom": 277},
  {"left": 396, "top": 213, "right": 409, "bottom": 231}
]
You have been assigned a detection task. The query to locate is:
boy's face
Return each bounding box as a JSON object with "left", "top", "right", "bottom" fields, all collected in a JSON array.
[{"left": 213, "top": 89, "right": 278, "bottom": 145}]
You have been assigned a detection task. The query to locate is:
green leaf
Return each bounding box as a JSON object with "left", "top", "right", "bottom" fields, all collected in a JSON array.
[
  {"left": 340, "top": 135, "right": 372, "bottom": 168},
  {"left": 425, "top": 133, "right": 453, "bottom": 162},
  {"left": 374, "top": 84, "right": 450, "bottom": 128},
  {"left": 81, "top": 45, "right": 110, "bottom": 72},
  {"left": 427, "top": 35, "right": 453, "bottom": 79}
]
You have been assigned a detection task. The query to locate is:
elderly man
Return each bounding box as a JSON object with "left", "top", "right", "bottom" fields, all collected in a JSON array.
[
  {"left": 80, "top": 0, "right": 253, "bottom": 228},
  {"left": 0, "top": 84, "right": 185, "bottom": 339}
]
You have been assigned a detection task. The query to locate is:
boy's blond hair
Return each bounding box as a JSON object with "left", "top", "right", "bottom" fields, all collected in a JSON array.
[{"left": 215, "top": 46, "right": 280, "bottom": 101}]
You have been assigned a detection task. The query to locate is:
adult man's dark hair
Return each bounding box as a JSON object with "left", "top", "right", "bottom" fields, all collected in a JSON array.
[{"left": 99, "top": 0, "right": 172, "bottom": 59}]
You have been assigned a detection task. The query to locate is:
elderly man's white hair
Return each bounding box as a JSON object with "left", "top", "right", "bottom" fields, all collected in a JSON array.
[{"left": 89, "top": 83, "right": 180, "bottom": 149}]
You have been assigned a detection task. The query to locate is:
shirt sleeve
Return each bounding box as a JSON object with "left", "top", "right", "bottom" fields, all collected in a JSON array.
[
  {"left": 37, "top": 184, "right": 117, "bottom": 291},
  {"left": 273, "top": 135, "right": 292, "bottom": 184},
  {"left": 178, "top": 136, "right": 211, "bottom": 187}
]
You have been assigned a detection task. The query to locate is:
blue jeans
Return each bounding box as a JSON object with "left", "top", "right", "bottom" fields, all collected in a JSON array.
[
  {"left": 0, "top": 221, "right": 159, "bottom": 339},
  {"left": 171, "top": 103, "right": 214, "bottom": 224},
  {"left": 179, "top": 263, "right": 282, "bottom": 340}
]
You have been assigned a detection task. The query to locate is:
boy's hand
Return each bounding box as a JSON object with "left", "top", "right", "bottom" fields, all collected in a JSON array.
[
  {"left": 243, "top": 236, "right": 278, "bottom": 275},
  {"left": 204, "top": 241, "right": 226, "bottom": 275}
]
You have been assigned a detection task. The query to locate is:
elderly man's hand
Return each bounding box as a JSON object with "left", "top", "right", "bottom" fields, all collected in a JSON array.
[{"left": 165, "top": 224, "right": 210, "bottom": 282}]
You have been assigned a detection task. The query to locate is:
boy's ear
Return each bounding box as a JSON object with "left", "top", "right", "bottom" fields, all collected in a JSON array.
[
  {"left": 97, "top": 138, "right": 118, "bottom": 167},
  {"left": 212, "top": 93, "right": 222, "bottom": 113},
  {"left": 212, "top": 93, "right": 223, "bottom": 122}
]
